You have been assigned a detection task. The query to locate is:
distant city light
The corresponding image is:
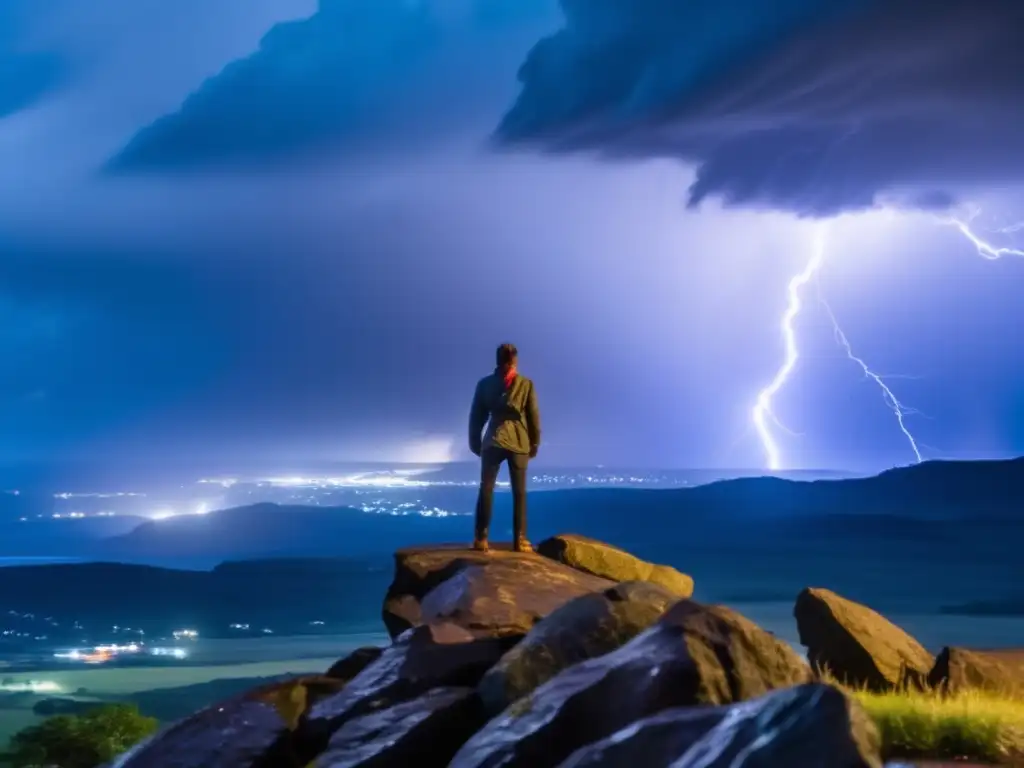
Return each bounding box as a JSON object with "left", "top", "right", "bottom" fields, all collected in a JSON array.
[
  {"left": 172, "top": 629, "right": 198, "bottom": 640},
  {"left": 0, "top": 680, "right": 61, "bottom": 693},
  {"left": 53, "top": 492, "right": 146, "bottom": 499},
  {"left": 198, "top": 478, "right": 238, "bottom": 488},
  {"left": 150, "top": 647, "right": 188, "bottom": 659}
]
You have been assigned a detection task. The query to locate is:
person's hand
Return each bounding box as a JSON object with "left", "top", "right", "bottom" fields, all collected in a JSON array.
[{"left": 529, "top": 445, "right": 539, "bottom": 459}]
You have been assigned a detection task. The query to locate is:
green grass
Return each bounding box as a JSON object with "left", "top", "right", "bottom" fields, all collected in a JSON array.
[{"left": 847, "top": 684, "right": 1024, "bottom": 765}]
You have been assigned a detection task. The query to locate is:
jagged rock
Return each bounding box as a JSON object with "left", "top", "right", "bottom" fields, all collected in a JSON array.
[
  {"left": 478, "top": 581, "right": 678, "bottom": 714},
  {"left": 795, "top": 587, "right": 934, "bottom": 690},
  {"left": 108, "top": 675, "right": 346, "bottom": 768},
  {"left": 301, "top": 623, "right": 512, "bottom": 756},
  {"left": 326, "top": 647, "right": 384, "bottom": 682},
  {"left": 538, "top": 534, "right": 694, "bottom": 597},
  {"left": 383, "top": 544, "right": 613, "bottom": 639},
  {"left": 559, "top": 682, "right": 882, "bottom": 768},
  {"left": 314, "top": 687, "right": 486, "bottom": 767},
  {"left": 928, "top": 646, "right": 1024, "bottom": 697},
  {"left": 450, "top": 600, "right": 811, "bottom": 768}
]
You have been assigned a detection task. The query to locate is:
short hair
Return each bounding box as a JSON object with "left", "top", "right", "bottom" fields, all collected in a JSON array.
[{"left": 496, "top": 342, "right": 518, "bottom": 367}]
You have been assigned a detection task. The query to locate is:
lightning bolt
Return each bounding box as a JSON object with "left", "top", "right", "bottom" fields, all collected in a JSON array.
[
  {"left": 752, "top": 224, "right": 923, "bottom": 470},
  {"left": 751, "top": 205, "right": 1024, "bottom": 472},
  {"left": 751, "top": 226, "right": 827, "bottom": 471},
  {"left": 818, "top": 298, "right": 923, "bottom": 464}
]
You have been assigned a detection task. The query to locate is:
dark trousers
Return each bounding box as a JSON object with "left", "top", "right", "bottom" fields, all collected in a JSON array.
[{"left": 475, "top": 446, "right": 529, "bottom": 542}]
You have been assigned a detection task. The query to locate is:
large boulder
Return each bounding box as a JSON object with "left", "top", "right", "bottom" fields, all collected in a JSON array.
[
  {"left": 109, "top": 675, "right": 346, "bottom": 768},
  {"left": 478, "top": 580, "right": 678, "bottom": 714},
  {"left": 302, "top": 623, "right": 511, "bottom": 756},
  {"left": 450, "top": 600, "right": 811, "bottom": 768},
  {"left": 383, "top": 544, "right": 614, "bottom": 640},
  {"left": 795, "top": 587, "right": 934, "bottom": 690},
  {"left": 315, "top": 687, "right": 487, "bottom": 768},
  {"left": 559, "top": 683, "right": 882, "bottom": 768},
  {"left": 928, "top": 647, "right": 1024, "bottom": 697},
  {"left": 538, "top": 534, "right": 694, "bottom": 597}
]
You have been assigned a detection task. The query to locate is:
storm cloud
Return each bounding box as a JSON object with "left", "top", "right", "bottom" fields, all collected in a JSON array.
[
  {"left": 496, "top": 0, "right": 1024, "bottom": 216},
  {"left": 0, "top": 3, "right": 64, "bottom": 118},
  {"left": 109, "top": 0, "right": 558, "bottom": 171}
]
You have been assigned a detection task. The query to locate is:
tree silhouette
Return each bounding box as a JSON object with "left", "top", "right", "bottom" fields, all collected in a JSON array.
[{"left": 2, "top": 703, "right": 158, "bottom": 768}]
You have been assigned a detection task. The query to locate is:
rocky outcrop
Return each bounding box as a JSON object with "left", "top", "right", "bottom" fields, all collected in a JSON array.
[
  {"left": 538, "top": 534, "right": 694, "bottom": 597},
  {"left": 795, "top": 587, "right": 934, "bottom": 690},
  {"left": 478, "top": 580, "right": 678, "bottom": 713},
  {"left": 108, "top": 675, "right": 346, "bottom": 767},
  {"left": 109, "top": 541, "right": 1003, "bottom": 768},
  {"left": 383, "top": 544, "right": 614, "bottom": 639},
  {"left": 559, "top": 683, "right": 882, "bottom": 768},
  {"left": 451, "top": 599, "right": 811, "bottom": 768},
  {"left": 928, "top": 646, "right": 1024, "bottom": 697}
]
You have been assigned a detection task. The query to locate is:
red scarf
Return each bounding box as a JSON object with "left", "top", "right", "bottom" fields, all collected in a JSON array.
[{"left": 503, "top": 366, "right": 517, "bottom": 389}]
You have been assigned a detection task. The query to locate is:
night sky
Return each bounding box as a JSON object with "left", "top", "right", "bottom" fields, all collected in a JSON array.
[{"left": 1, "top": 0, "right": 1022, "bottom": 472}]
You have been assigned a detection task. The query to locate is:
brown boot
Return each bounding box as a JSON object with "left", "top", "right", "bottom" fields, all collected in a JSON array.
[
  {"left": 472, "top": 538, "right": 490, "bottom": 553},
  {"left": 514, "top": 538, "right": 533, "bottom": 553}
]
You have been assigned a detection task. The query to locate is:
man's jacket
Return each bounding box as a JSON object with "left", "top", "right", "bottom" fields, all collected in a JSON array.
[{"left": 469, "top": 371, "right": 541, "bottom": 456}]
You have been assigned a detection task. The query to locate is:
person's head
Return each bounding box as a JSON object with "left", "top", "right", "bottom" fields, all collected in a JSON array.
[{"left": 496, "top": 342, "right": 518, "bottom": 371}]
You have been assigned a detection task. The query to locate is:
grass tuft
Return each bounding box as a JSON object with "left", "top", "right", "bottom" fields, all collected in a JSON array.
[
  {"left": 854, "top": 686, "right": 1024, "bottom": 764},
  {"left": 815, "top": 670, "right": 1024, "bottom": 765}
]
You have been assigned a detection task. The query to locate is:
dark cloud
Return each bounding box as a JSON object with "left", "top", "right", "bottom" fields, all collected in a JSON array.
[
  {"left": 0, "top": 3, "right": 64, "bottom": 117},
  {"left": 495, "top": 0, "right": 1024, "bottom": 216},
  {"left": 108, "top": 0, "right": 557, "bottom": 171}
]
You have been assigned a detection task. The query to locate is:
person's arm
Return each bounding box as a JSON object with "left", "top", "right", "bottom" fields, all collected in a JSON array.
[
  {"left": 468, "top": 381, "right": 487, "bottom": 456},
  {"left": 526, "top": 380, "right": 541, "bottom": 456}
]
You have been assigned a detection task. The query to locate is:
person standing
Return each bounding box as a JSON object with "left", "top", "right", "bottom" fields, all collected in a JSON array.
[{"left": 468, "top": 342, "right": 541, "bottom": 552}]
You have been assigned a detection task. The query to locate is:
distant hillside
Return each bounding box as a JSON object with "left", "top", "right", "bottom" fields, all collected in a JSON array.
[
  {"left": 0, "top": 557, "right": 389, "bottom": 641},
  {"left": 94, "top": 457, "right": 1024, "bottom": 562},
  {"left": 681, "top": 457, "right": 1024, "bottom": 519},
  {"left": 98, "top": 502, "right": 469, "bottom": 561}
]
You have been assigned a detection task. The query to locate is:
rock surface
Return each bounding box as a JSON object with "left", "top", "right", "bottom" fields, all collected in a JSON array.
[
  {"left": 559, "top": 682, "right": 882, "bottom": 768},
  {"left": 478, "top": 580, "right": 678, "bottom": 713},
  {"left": 304, "top": 622, "right": 510, "bottom": 748},
  {"left": 325, "top": 646, "right": 384, "bottom": 682},
  {"left": 109, "top": 675, "right": 346, "bottom": 768},
  {"left": 538, "top": 533, "right": 694, "bottom": 597},
  {"left": 383, "top": 544, "right": 614, "bottom": 640},
  {"left": 795, "top": 587, "right": 934, "bottom": 690},
  {"left": 314, "top": 687, "right": 486, "bottom": 767},
  {"left": 928, "top": 646, "right": 1024, "bottom": 697},
  {"left": 450, "top": 599, "right": 811, "bottom": 768}
]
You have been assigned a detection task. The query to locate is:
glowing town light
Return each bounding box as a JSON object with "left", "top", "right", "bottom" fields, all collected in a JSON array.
[
  {"left": 0, "top": 680, "right": 62, "bottom": 693},
  {"left": 150, "top": 647, "right": 188, "bottom": 659},
  {"left": 172, "top": 629, "right": 198, "bottom": 640}
]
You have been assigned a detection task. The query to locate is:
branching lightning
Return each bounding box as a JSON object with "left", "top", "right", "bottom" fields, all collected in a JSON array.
[
  {"left": 818, "top": 298, "right": 923, "bottom": 464},
  {"left": 939, "top": 209, "right": 1024, "bottom": 260},
  {"left": 751, "top": 206, "right": 1023, "bottom": 472}
]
